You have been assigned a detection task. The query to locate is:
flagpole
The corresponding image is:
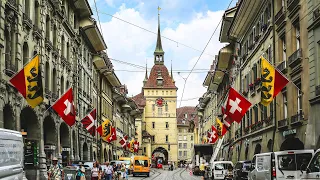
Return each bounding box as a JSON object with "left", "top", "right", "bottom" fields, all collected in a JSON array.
[{"left": 261, "top": 56, "right": 303, "bottom": 94}]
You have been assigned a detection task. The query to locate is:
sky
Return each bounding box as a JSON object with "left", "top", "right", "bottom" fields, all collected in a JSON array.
[{"left": 88, "top": 0, "right": 237, "bottom": 107}]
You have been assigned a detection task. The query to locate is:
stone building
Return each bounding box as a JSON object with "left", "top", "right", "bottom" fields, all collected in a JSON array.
[
  {"left": 176, "top": 106, "right": 197, "bottom": 165},
  {"left": 132, "top": 13, "right": 178, "bottom": 164},
  {"left": 0, "top": 0, "right": 138, "bottom": 179}
]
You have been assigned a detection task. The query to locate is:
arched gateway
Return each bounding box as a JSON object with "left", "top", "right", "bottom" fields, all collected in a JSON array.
[{"left": 152, "top": 147, "right": 169, "bottom": 165}]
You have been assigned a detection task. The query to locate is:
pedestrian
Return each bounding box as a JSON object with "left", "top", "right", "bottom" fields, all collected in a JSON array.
[
  {"left": 91, "top": 162, "right": 100, "bottom": 180},
  {"left": 103, "top": 162, "right": 113, "bottom": 180},
  {"left": 203, "top": 166, "right": 210, "bottom": 180},
  {"left": 121, "top": 163, "right": 126, "bottom": 179},
  {"left": 47, "top": 157, "right": 64, "bottom": 180},
  {"left": 76, "top": 162, "right": 86, "bottom": 180},
  {"left": 200, "top": 162, "right": 205, "bottom": 176}
]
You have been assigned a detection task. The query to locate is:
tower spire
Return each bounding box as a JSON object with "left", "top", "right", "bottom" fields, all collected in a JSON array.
[
  {"left": 143, "top": 60, "right": 148, "bottom": 86},
  {"left": 171, "top": 60, "right": 175, "bottom": 83},
  {"left": 154, "top": 6, "right": 164, "bottom": 65}
]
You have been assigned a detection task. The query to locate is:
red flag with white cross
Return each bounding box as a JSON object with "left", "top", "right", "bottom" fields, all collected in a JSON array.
[
  {"left": 134, "top": 140, "right": 139, "bottom": 153},
  {"left": 225, "top": 87, "right": 252, "bottom": 123},
  {"left": 207, "top": 126, "right": 218, "bottom": 144},
  {"left": 52, "top": 88, "right": 76, "bottom": 126},
  {"left": 81, "top": 109, "right": 97, "bottom": 136},
  {"left": 119, "top": 135, "right": 128, "bottom": 149},
  {"left": 107, "top": 127, "right": 117, "bottom": 143}
]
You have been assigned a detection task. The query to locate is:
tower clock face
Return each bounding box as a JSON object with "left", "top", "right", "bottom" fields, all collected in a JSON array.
[{"left": 156, "top": 98, "right": 164, "bottom": 107}]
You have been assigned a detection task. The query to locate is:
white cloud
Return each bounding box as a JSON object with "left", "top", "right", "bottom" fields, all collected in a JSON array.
[{"left": 100, "top": 5, "right": 226, "bottom": 106}]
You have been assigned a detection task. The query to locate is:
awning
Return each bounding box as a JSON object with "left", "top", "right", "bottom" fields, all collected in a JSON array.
[
  {"left": 219, "top": 7, "right": 237, "bottom": 43},
  {"left": 81, "top": 24, "right": 107, "bottom": 52},
  {"left": 73, "top": 0, "right": 93, "bottom": 18}
]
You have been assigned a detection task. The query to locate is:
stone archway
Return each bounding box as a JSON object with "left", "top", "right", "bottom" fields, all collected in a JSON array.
[
  {"left": 43, "top": 116, "right": 57, "bottom": 168},
  {"left": 90, "top": 146, "right": 93, "bottom": 161},
  {"left": 109, "top": 149, "right": 112, "bottom": 161},
  {"left": 280, "top": 137, "right": 304, "bottom": 151},
  {"left": 254, "top": 144, "right": 262, "bottom": 155},
  {"left": 60, "top": 122, "right": 70, "bottom": 166},
  {"left": 72, "top": 130, "right": 77, "bottom": 160},
  {"left": 267, "top": 139, "right": 273, "bottom": 152},
  {"left": 152, "top": 147, "right": 169, "bottom": 165},
  {"left": 83, "top": 143, "right": 89, "bottom": 161},
  {"left": 245, "top": 146, "right": 249, "bottom": 160},
  {"left": 20, "top": 107, "right": 40, "bottom": 179},
  {"left": 3, "top": 104, "right": 15, "bottom": 130}
]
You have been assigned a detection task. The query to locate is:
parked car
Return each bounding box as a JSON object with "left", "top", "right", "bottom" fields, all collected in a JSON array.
[
  {"left": 233, "top": 160, "right": 251, "bottom": 180},
  {"left": 249, "top": 150, "right": 314, "bottom": 180},
  {"left": 210, "top": 161, "right": 233, "bottom": 180},
  {"left": 300, "top": 148, "right": 320, "bottom": 179},
  {"left": 84, "top": 161, "right": 94, "bottom": 169}
]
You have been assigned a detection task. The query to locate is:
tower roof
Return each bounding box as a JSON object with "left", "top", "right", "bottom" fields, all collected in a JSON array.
[{"left": 143, "top": 65, "right": 176, "bottom": 89}]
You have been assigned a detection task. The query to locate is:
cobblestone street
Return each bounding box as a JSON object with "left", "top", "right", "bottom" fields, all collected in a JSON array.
[{"left": 128, "top": 168, "right": 202, "bottom": 180}]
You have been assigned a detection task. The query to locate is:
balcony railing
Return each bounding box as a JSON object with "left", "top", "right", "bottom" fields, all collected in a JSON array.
[
  {"left": 275, "top": 7, "right": 286, "bottom": 26},
  {"left": 316, "top": 85, "right": 320, "bottom": 96},
  {"left": 291, "top": 112, "right": 304, "bottom": 125},
  {"left": 287, "top": 0, "right": 300, "bottom": 13},
  {"left": 33, "top": 25, "right": 42, "bottom": 39},
  {"left": 278, "top": 118, "right": 288, "bottom": 130},
  {"left": 5, "top": 60, "right": 17, "bottom": 77},
  {"left": 277, "top": 61, "right": 288, "bottom": 73},
  {"left": 288, "top": 48, "right": 302, "bottom": 68},
  {"left": 314, "top": 7, "right": 320, "bottom": 21},
  {"left": 23, "top": 13, "right": 33, "bottom": 29}
]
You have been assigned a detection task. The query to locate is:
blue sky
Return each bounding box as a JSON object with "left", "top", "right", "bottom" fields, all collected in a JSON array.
[{"left": 88, "top": 0, "right": 237, "bottom": 106}]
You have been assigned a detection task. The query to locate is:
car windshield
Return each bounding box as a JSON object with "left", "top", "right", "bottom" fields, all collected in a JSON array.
[
  {"left": 215, "top": 163, "right": 231, "bottom": 170},
  {"left": 278, "top": 153, "right": 312, "bottom": 171},
  {"left": 122, "top": 160, "right": 130, "bottom": 165},
  {"left": 243, "top": 163, "right": 251, "bottom": 171},
  {"left": 135, "top": 160, "right": 149, "bottom": 167}
]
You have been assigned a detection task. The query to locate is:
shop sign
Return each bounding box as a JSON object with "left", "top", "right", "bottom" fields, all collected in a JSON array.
[
  {"left": 283, "top": 129, "right": 296, "bottom": 137},
  {"left": 252, "top": 136, "right": 263, "bottom": 142},
  {"left": 62, "top": 147, "right": 70, "bottom": 152},
  {"left": 44, "top": 145, "right": 56, "bottom": 150}
]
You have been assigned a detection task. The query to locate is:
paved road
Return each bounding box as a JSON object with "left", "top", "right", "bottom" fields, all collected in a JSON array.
[{"left": 128, "top": 168, "right": 202, "bottom": 180}]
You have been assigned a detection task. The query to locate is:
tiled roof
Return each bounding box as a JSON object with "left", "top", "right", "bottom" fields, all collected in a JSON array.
[
  {"left": 176, "top": 106, "right": 198, "bottom": 127},
  {"left": 132, "top": 92, "right": 146, "bottom": 109},
  {"left": 144, "top": 65, "right": 176, "bottom": 89}
]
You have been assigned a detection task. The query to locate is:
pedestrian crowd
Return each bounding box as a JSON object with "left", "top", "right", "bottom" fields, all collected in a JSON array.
[{"left": 47, "top": 157, "right": 129, "bottom": 180}]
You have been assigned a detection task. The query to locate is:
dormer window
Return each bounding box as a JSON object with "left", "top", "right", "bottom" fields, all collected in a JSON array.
[{"left": 157, "top": 70, "right": 163, "bottom": 86}]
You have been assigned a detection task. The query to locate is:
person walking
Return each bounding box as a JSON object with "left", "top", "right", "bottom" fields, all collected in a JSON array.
[
  {"left": 103, "top": 162, "right": 113, "bottom": 180},
  {"left": 47, "top": 157, "right": 64, "bottom": 180},
  {"left": 76, "top": 162, "right": 86, "bottom": 180},
  {"left": 121, "top": 163, "right": 126, "bottom": 179},
  {"left": 91, "top": 162, "right": 100, "bottom": 180}
]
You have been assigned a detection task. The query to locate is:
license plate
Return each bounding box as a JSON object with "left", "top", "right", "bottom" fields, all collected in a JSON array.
[{"left": 216, "top": 174, "right": 223, "bottom": 177}]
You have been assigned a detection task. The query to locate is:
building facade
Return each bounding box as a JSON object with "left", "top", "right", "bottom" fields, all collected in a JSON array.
[
  {"left": 176, "top": 106, "right": 197, "bottom": 165},
  {"left": 133, "top": 13, "right": 178, "bottom": 164},
  {"left": 0, "top": 0, "right": 138, "bottom": 179}
]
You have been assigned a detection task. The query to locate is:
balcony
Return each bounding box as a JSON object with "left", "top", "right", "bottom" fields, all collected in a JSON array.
[
  {"left": 287, "top": 0, "right": 300, "bottom": 18},
  {"left": 278, "top": 118, "right": 288, "bottom": 130},
  {"left": 288, "top": 48, "right": 302, "bottom": 68},
  {"left": 291, "top": 112, "right": 304, "bottom": 126},
  {"left": 23, "top": 13, "right": 33, "bottom": 29},
  {"left": 277, "top": 61, "right": 288, "bottom": 73},
  {"left": 6, "top": 0, "right": 17, "bottom": 11},
  {"left": 316, "top": 85, "right": 320, "bottom": 96},
  {"left": 61, "top": 56, "right": 71, "bottom": 71},
  {"left": 52, "top": 47, "right": 59, "bottom": 58},
  {"left": 5, "top": 60, "right": 17, "bottom": 77},
  {"left": 275, "top": 7, "right": 286, "bottom": 27},
  {"left": 45, "top": 38, "right": 53, "bottom": 51},
  {"left": 33, "top": 25, "right": 42, "bottom": 39},
  {"left": 45, "top": 87, "right": 52, "bottom": 98},
  {"left": 52, "top": 92, "right": 59, "bottom": 101}
]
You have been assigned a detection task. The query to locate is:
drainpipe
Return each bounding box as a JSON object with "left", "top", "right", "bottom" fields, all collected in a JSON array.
[{"left": 271, "top": 0, "right": 277, "bottom": 152}]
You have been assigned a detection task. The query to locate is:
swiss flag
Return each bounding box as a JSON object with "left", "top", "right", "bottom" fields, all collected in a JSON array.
[
  {"left": 52, "top": 88, "right": 75, "bottom": 126},
  {"left": 221, "top": 99, "right": 233, "bottom": 128},
  {"left": 81, "top": 109, "right": 96, "bottom": 136},
  {"left": 225, "top": 87, "right": 252, "bottom": 123},
  {"left": 134, "top": 141, "right": 139, "bottom": 153},
  {"left": 120, "top": 135, "right": 128, "bottom": 149},
  {"left": 107, "top": 127, "right": 117, "bottom": 143},
  {"left": 207, "top": 126, "right": 218, "bottom": 144}
]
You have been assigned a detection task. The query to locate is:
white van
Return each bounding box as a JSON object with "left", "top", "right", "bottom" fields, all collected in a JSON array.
[
  {"left": 249, "top": 150, "right": 314, "bottom": 180},
  {"left": 0, "top": 128, "right": 24, "bottom": 180},
  {"left": 210, "top": 161, "right": 233, "bottom": 179},
  {"left": 301, "top": 149, "right": 320, "bottom": 179}
]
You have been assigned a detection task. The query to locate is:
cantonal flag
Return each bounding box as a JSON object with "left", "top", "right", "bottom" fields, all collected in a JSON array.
[
  {"left": 119, "top": 135, "right": 128, "bottom": 149},
  {"left": 216, "top": 118, "right": 228, "bottom": 138},
  {"left": 261, "top": 56, "right": 289, "bottom": 106},
  {"left": 97, "top": 119, "right": 112, "bottom": 142},
  {"left": 107, "top": 126, "right": 117, "bottom": 143},
  {"left": 81, "top": 109, "right": 97, "bottom": 136},
  {"left": 9, "top": 55, "right": 43, "bottom": 108}
]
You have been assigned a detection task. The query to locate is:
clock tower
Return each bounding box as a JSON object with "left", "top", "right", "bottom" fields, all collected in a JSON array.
[{"left": 132, "top": 7, "right": 178, "bottom": 164}]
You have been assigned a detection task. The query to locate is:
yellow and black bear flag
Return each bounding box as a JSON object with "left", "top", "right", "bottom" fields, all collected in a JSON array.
[{"left": 261, "top": 56, "right": 289, "bottom": 106}]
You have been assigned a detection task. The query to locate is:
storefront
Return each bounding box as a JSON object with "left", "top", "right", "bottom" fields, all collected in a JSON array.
[
  {"left": 44, "top": 145, "right": 56, "bottom": 169},
  {"left": 61, "top": 147, "right": 71, "bottom": 166}
]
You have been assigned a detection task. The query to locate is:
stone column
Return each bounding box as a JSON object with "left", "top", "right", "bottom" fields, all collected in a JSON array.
[
  {"left": 39, "top": 114, "right": 48, "bottom": 180},
  {"left": 10, "top": 27, "right": 16, "bottom": 68},
  {"left": 56, "top": 121, "right": 61, "bottom": 162},
  {"left": 70, "top": 127, "right": 74, "bottom": 161}
]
